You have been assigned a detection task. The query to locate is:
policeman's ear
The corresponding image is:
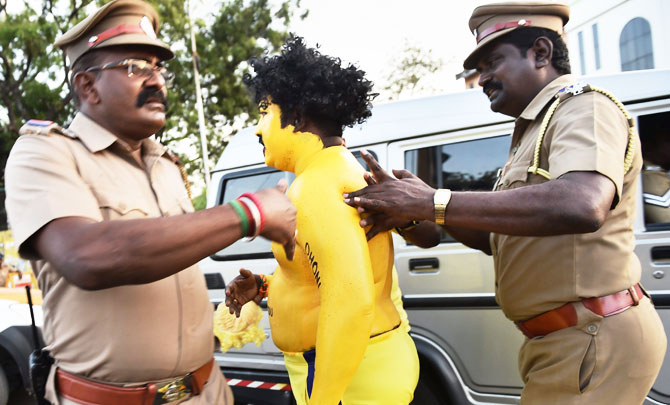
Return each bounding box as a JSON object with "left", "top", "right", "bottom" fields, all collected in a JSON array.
[
  {"left": 531, "top": 36, "right": 553, "bottom": 69},
  {"left": 72, "top": 71, "right": 101, "bottom": 105}
]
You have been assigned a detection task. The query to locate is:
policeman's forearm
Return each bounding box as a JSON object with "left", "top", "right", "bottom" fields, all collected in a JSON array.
[
  {"left": 444, "top": 175, "right": 613, "bottom": 236},
  {"left": 441, "top": 225, "right": 492, "bottom": 254},
  {"left": 400, "top": 221, "right": 441, "bottom": 248},
  {"left": 37, "top": 205, "right": 246, "bottom": 289}
]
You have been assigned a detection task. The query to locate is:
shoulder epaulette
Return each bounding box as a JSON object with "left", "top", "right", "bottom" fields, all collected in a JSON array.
[
  {"left": 526, "top": 82, "right": 637, "bottom": 180},
  {"left": 556, "top": 82, "right": 591, "bottom": 102},
  {"left": 19, "top": 119, "right": 75, "bottom": 138}
]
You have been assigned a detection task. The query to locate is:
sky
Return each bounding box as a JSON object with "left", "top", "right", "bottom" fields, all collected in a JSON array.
[
  {"left": 193, "top": 0, "right": 493, "bottom": 98},
  {"left": 282, "top": 0, "right": 491, "bottom": 95}
]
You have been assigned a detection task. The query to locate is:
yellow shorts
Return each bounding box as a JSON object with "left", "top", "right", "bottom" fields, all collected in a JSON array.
[{"left": 283, "top": 327, "right": 420, "bottom": 405}]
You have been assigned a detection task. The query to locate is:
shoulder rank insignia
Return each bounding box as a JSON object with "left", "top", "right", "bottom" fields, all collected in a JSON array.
[
  {"left": 19, "top": 119, "right": 75, "bottom": 138},
  {"left": 556, "top": 82, "right": 592, "bottom": 102}
]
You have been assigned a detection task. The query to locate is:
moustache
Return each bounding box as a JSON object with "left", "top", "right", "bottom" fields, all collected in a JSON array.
[
  {"left": 483, "top": 81, "right": 503, "bottom": 96},
  {"left": 258, "top": 136, "right": 265, "bottom": 147},
  {"left": 136, "top": 87, "right": 168, "bottom": 109}
]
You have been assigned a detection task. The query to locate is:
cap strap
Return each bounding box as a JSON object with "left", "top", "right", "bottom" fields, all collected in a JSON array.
[
  {"left": 476, "top": 19, "right": 532, "bottom": 43},
  {"left": 88, "top": 24, "right": 145, "bottom": 47}
]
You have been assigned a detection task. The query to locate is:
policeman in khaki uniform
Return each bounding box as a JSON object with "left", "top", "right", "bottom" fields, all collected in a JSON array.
[
  {"left": 344, "top": 1, "right": 667, "bottom": 403},
  {"left": 4, "top": 0, "right": 297, "bottom": 404}
]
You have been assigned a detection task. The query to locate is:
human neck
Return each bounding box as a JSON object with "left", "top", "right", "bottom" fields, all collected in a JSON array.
[{"left": 81, "top": 106, "right": 150, "bottom": 151}]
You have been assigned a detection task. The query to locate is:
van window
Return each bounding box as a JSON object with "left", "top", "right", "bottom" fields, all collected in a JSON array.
[
  {"left": 220, "top": 170, "right": 292, "bottom": 206},
  {"left": 212, "top": 168, "right": 295, "bottom": 260},
  {"left": 638, "top": 111, "right": 670, "bottom": 230},
  {"left": 211, "top": 150, "right": 378, "bottom": 260},
  {"left": 404, "top": 135, "right": 511, "bottom": 242},
  {"left": 405, "top": 135, "right": 511, "bottom": 191}
]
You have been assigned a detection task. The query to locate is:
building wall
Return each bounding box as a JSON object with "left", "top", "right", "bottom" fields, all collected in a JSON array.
[{"left": 565, "top": 0, "right": 670, "bottom": 76}]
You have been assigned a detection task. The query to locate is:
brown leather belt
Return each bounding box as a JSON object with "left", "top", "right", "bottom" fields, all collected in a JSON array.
[
  {"left": 516, "top": 284, "right": 645, "bottom": 339},
  {"left": 56, "top": 358, "right": 214, "bottom": 405}
]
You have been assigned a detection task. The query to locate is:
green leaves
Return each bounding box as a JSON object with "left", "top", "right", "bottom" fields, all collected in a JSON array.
[
  {"left": 0, "top": 0, "right": 304, "bottom": 216},
  {"left": 151, "top": 0, "right": 303, "bottom": 185}
]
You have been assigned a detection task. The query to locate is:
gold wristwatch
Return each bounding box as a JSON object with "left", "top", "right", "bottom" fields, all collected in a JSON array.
[{"left": 434, "top": 189, "right": 452, "bottom": 225}]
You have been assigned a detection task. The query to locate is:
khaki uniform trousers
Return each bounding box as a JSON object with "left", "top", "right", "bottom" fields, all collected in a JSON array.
[
  {"left": 47, "top": 362, "right": 234, "bottom": 405},
  {"left": 519, "top": 297, "right": 666, "bottom": 404}
]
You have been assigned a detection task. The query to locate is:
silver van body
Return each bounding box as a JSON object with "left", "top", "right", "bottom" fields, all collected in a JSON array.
[{"left": 200, "top": 69, "right": 670, "bottom": 404}]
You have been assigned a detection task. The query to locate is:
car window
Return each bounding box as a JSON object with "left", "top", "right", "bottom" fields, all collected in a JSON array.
[
  {"left": 212, "top": 168, "right": 295, "bottom": 260},
  {"left": 638, "top": 111, "right": 670, "bottom": 231},
  {"left": 404, "top": 135, "right": 511, "bottom": 242}
]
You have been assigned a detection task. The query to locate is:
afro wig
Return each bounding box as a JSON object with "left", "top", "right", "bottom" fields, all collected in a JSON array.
[{"left": 243, "top": 35, "right": 377, "bottom": 134}]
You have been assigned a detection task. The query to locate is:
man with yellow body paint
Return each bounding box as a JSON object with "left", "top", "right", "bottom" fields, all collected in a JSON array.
[{"left": 224, "top": 36, "right": 419, "bottom": 404}]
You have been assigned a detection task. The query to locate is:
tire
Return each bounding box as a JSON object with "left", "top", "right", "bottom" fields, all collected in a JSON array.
[
  {"left": 411, "top": 375, "right": 444, "bottom": 405},
  {"left": 0, "top": 365, "right": 9, "bottom": 405}
]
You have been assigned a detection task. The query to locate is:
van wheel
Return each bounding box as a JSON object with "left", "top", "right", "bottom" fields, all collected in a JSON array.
[
  {"left": 0, "top": 365, "right": 9, "bottom": 405},
  {"left": 411, "top": 375, "right": 443, "bottom": 405}
]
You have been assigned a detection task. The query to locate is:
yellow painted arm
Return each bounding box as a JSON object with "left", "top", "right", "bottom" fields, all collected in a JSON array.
[{"left": 299, "top": 185, "right": 375, "bottom": 404}]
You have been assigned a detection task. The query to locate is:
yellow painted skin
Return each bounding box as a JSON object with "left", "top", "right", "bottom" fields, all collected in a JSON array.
[{"left": 256, "top": 102, "right": 404, "bottom": 403}]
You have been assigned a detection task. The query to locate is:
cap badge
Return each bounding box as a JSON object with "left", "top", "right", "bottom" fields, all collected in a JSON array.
[
  {"left": 476, "top": 19, "right": 533, "bottom": 43},
  {"left": 140, "top": 16, "right": 157, "bottom": 39}
]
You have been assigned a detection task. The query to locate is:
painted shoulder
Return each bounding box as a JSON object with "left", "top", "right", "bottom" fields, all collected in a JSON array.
[{"left": 18, "top": 119, "right": 76, "bottom": 138}]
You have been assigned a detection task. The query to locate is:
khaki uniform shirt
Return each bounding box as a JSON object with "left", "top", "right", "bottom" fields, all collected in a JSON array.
[
  {"left": 4, "top": 113, "right": 214, "bottom": 384},
  {"left": 491, "top": 75, "right": 643, "bottom": 321}
]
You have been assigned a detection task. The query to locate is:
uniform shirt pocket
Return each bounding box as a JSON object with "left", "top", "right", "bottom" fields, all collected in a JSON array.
[
  {"left": 498, "top": 163, "right": 530, "bottom": 190},
  {"left": 95, "top": 190, "right": 152, "bottom": 220}
]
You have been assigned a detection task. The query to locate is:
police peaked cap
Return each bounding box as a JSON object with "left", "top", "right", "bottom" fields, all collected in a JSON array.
[
  {"left": 54, "top": 0, "right": 174, "bottom": 67},
  {"left": 463, "top": 1, "right": 570, "bottom": 70}
]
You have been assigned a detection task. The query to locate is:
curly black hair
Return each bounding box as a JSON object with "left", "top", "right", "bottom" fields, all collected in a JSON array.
[{"left": 243, "top": 35, "right": 377, "bottom": 136}]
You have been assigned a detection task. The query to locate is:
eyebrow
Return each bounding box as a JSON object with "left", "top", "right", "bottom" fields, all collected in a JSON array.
[{"left": 128, "top": 56, "right": 162, "bottom": 65}]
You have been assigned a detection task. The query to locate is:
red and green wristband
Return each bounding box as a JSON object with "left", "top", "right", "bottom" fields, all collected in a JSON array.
[{"left": 228, "top": 199, "right": 250, "bottom": 238}]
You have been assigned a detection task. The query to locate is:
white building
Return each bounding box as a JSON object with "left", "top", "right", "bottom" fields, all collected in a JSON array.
[{"left": 565, "top": 0, "right": 670, "bottom": 76}]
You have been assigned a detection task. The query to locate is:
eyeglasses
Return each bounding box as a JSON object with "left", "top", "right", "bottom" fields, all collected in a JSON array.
[{"left": 85, "top": 59, "right": 175, "bottom": 87}]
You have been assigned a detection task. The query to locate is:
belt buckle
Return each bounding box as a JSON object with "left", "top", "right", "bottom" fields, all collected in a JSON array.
[{"left": 157, "top": 374, "right": 192, "bottom": 403}]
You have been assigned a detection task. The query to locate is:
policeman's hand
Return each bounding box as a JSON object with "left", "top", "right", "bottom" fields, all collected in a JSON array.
[
  {"left": 256, "top": 178, "right": 297, "bottom": 260},
  {"left": 344, "top": 150, "right": 435, "bottom": 223},
  {"left": 361, "top": 213, "right": 418, "bottom": 241},
  {"left": 225, "top": 269, "right": 261, "bottom": 318}
]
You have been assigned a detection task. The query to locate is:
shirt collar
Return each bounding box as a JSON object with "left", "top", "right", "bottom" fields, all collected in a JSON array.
[
  {"left": 518, "top": 74, "right": 575, "bottom": 122},
  {"left": 68, "top": 112, "right": 168, "bottom": 157}
]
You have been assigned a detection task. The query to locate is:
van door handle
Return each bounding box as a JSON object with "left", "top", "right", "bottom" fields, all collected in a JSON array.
[
  {"left": 651, "top": 246, "right": 670, "bottom": 262},
  {"left": 409, "top": 258, "right": 439, "bottom": 272}
]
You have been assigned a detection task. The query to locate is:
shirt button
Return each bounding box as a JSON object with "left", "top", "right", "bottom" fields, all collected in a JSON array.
[
  {"left": 512, "top": 146, "right": 519, "bottom": 154},
  {"left": 586, "top": 324, "right": 598, "bottom": 333}
]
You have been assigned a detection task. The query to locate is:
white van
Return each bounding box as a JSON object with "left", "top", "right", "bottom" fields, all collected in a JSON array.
[{"left": 200, "top": 68, "right": 670, "bottom": 405}]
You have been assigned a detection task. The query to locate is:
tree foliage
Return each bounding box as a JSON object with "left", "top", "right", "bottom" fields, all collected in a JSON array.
[
  {"left": 160, "top": 0, "right": 306, "bottom": 177},
  {"left": 380, "top": 40, "right": 445, "bottom": 101},
  {"left": 0, "top": 0, "right": 304, "bottom": 227}
]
